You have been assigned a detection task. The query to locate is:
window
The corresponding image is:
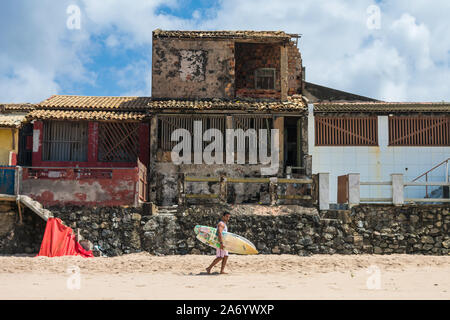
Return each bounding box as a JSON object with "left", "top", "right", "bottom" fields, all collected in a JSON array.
[
  {"left": 98, "top": 122, "right": 139, "bottom": 162},
  {"left": 42, "top": 121, "right": 88, "bottom": 161},
  {"left": 389, "top": 116, "right": 449, "bottom": 146},
  {"left": 315, "top": 117, "right": 378, "bottom": 146},
  {"left": 255, "top": 68, "right": 276, "bottom": 90},
  {"left": 158, "top": 116, "right": 226, "bottom": 152}
]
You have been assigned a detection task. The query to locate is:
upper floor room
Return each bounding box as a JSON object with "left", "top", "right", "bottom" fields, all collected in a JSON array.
[{"left": 152, "top": 30, "right": 303, "bottom": 101}]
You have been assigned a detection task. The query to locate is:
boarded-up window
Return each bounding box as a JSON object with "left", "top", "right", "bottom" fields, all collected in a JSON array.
[
  {"left": 389, "top": 116, "right": 449, "bottom": 146},
  {"left": 42, "top": 121, "right": 88, "bottom": 161},
  {"left": 158, "top": 116, "right": 226, "bottom": 151},
  {"left": 315, "top": 117, "right": 378, "bottom": 146},
  {"left": 98, "top": 122, "right": 139, "bottom": 162}
]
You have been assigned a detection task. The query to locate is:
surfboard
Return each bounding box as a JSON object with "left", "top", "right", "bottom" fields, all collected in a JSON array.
[{"left": 194, "top": 225, "right": 258, "bottom": 255}]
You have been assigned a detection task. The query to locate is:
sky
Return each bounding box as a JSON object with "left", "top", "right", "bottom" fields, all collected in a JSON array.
[{"left": 0, "top": 0, "right": 449, "bottom": 103}]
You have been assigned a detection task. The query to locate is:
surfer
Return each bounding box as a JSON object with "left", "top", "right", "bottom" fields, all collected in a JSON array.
[{"left": 206, "top": 211, "right": 230, "bottom": 275}]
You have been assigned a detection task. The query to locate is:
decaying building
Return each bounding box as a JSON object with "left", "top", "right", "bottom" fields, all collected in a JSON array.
[{"left": 150, "top": 30, "right": 310, "bottom": 205}]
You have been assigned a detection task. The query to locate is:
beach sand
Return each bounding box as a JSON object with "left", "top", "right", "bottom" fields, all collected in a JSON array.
[{"left": 0, "top": 253, "right": 449, "bottom": 300}]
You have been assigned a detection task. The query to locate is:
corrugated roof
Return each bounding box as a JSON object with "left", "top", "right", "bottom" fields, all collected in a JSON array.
[
  {"left": 314, "top": 102, "right": 450, "bottom": 113},
  {"left": 0, "top": 113, "right": 28, "bottom": 128},
  {"left": 153, "top": 29, "right": 295, "bottom": 40},
  {"left": 28, "top": 110, "right": 146, "bottom": 121}
]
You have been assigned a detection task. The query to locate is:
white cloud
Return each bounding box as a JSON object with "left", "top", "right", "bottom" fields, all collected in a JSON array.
[
  {"left": 0, "top": 0, "right": 449, "bottom": 102},
  {"left": 0, "top": 66, "right": 60, "bottom": 103}
]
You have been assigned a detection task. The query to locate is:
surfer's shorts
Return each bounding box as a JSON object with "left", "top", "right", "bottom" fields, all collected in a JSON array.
[{"left": 216, "top": 248, "right": 229, "bottom": 258}]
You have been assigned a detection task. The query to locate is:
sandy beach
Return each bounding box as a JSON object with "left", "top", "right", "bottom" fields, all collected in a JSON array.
[{"left": 0, "top": 253, "right": 449, "bottom": 300}]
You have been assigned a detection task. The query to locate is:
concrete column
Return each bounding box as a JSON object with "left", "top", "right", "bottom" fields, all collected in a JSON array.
[
  {"left": 348, "top": 173, "right": 360, "bottom": 207},
  {"left": 269, "top": 177, "right": 278, "bottom": 206},
  {"left": 149, "top": 116, "right": 158, "bottom": 202},
  {"left": 378, "top": 116, "right": 389, "bottom": 150},
  {"left": 273, "top": 116, "right": 284, "bottom": 173},
  {"left": 307, "top": 103, "right": 315, "bottom": 156},
  {"left": 319, "top": 173, "right": 330, "bottom": 210},
  {"left": 391, "top": 173, "right": 404, "bottom": 205}
]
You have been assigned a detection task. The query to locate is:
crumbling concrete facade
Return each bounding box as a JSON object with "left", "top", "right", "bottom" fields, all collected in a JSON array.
[{"left": 152, "top": 30, "right": 303, "bottom": 100}]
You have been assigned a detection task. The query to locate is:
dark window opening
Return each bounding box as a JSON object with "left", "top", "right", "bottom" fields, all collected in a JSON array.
[{"left": 42, "top": 121, "right": 88, "bottom": 162}]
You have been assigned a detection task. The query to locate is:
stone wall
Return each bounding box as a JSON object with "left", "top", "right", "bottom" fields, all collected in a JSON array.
[
  {"left": 0, "top": 202, "right": 46, "bottom": 254},
  {"left": 1, "top": 203, "right": 448, "bottom": 256}
]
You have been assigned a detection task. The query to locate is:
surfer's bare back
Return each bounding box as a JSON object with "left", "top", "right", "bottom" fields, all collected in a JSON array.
[{"left": 206, "top": 211, "right": 231, "bottom": 275}]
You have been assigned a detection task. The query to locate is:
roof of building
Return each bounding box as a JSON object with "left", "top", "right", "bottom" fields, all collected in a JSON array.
[
  {"left": 0, "top": 104, "right": 33, "bottom": 127},
  {"left": 30, "top": 95, "right": 307, "bottom": 120},
  {"left": 153, "top": 29, "right": 297, "bottom": 40},
  {"left": 303, "top": 82, "right": 378, "bottom": 103},
  {"left": 38, "top": 95, "right": 151, "bottom": 111},
  {"left": 145, "top": 96, "right": 306, "bottom": 112},
  {"left": 314, "top": 102, "right": 450, "bottom": 113},
  {"left": 28, "top": 110, "right": 146, "bottom": 121},
  {"left": 0, "top": 103, "right": 34, "bottom": 112},
  {"left": 0, "top": 113, "right": 29, "bottom": 128}
]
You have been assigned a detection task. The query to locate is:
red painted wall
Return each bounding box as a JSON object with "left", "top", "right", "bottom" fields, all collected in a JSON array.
[{"left": 21, "top": 167, "right": 139, "bottom": 207}]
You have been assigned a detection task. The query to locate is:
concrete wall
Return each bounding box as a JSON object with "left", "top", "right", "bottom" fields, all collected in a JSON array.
[
  {"left": 308, "top": 107, "right": 450, "bottom": 203},
  {"left": 152, "top": 38, "right": 235, "bottom": 99},
  {"left": 20, "top": 167, "right": 139, "bottom": 207}
]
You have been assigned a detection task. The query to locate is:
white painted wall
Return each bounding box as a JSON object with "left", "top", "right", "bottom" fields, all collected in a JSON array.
[{"left": 308, "top": 107, "right": 450, "bottom": 203}]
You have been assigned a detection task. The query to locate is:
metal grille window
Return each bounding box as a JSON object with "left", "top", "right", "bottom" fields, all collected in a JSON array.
[
  {"left": 98, "top": 122, "right": 140, "bottom": 162},
  {"left": 315, "top": 117, "right": 378, "bottom": 146},
  {"left": 255, "top": 68, "right": 276, "bottom": 90},
  {"left": 233, "top": 115, "right": 273, "bottom": 147},
  {"left": 158, "top": 116, "right": 226, "bottom": 151},
  {"left": 389, "top": 116, "right": 449, "bottom": 146},
  {"left": 42, "top": 121, "right": 88, "bottom": 161}
]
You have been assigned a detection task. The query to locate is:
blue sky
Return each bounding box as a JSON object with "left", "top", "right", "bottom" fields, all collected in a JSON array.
[{"left": 1, "top": 0, "right": 449, "bottom": 103}]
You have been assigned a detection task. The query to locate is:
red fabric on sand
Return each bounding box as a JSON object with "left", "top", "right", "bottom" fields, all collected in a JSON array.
[{"left": 37, "top": 217, "right": 93, "bottom": 258}]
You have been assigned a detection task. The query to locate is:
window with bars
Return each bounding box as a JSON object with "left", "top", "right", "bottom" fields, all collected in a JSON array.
[
  {"left": 42, "top": 121, "right": 88, "bottom": 161},
  {"left": 315, "top": 117, "right": 378, "bottom": 146},
  {"left": 158, "top": 116, "right": 226, "bottom": 152},
  {"left": 389, "top": 116, "right": 449, "bottom": 146},
  {"left": 255, "top": 68, "right": 276, "bottom": 90},
  {"left": 158, "top": 115, "right": 273, "bottom": 156},
  {"left": 98, "top": 122, "right": 140, "bottom": 162}
]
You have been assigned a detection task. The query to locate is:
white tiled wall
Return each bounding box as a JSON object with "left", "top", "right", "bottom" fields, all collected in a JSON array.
[{"left": 308, "top": 111, "right": 450, "bottom": 203}]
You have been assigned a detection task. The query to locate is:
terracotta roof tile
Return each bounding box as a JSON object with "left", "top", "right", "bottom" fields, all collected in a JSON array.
[
  {"left": 146, "top": 97, "right": 306, "bottom": 111},
  {"left": 28, "top": 110, "right": 146, "bottom": 121},
  {"left": 0, "top": 103, "right": 34, "bottom": 111},
  {"left": 314, "top": 102, "right": 450, "bottom": 113},
  {"left": 38, "top": 95, "right": 151, "bottom": 111},
  {"left": 0, "top": 113, "right": 28, "bottom": 128},
  {"left": 35, "top": 95, "right": 307, "bottom": 115}
]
